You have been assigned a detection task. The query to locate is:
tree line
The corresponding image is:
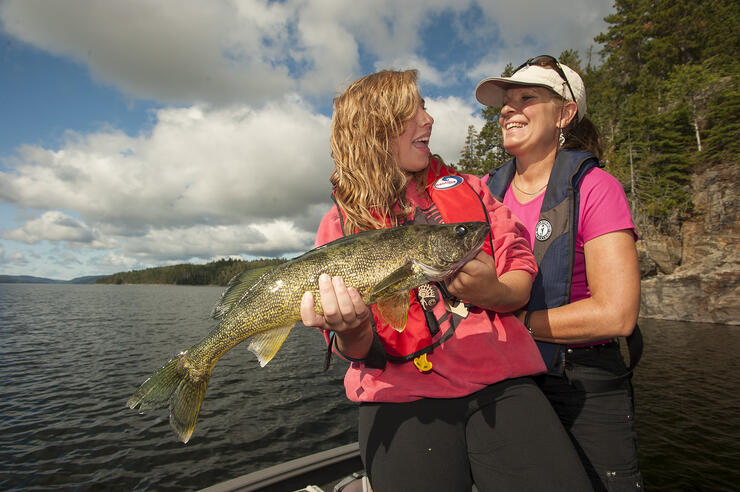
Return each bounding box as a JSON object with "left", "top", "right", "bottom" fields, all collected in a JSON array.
[
  {"left": 454, "top": 0, "right": 739, "bottom": 231},
  {"left": 96, "top": 257, "right": 286, "bottom": 286}
]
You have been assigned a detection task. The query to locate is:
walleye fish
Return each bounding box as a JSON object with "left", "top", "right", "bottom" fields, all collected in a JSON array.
[{"left": 127, "top": 221, "right": 490, "bottom": 443}]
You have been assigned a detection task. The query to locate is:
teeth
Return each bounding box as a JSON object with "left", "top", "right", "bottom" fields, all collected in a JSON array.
[{"left": 506, "top": 122, "right": 525, "bottom": 130}]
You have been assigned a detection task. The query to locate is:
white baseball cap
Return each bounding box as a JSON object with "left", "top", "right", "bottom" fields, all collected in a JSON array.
[{"left": 475, "top": 60, "right": 587, "bottom": 121}]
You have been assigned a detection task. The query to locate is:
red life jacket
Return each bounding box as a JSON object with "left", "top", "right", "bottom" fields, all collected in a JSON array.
[{"left": 333, "top": 160, "right": 493, "bottom": 363}]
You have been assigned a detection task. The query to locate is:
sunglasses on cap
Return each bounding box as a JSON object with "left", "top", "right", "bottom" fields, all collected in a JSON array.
[{"left": 513, "top": 55, "right": 577, "bottom": 103}]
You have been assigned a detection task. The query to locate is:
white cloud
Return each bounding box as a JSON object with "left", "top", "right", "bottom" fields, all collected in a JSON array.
[
  {"left": 1, "top": 0, "right": 297, "bottom": 105},
  {"left": 425, "top": 96, "right": 485, "bottom": 164},
  {"left": 0, "top": 99, "right": 333, "bottom": 228},
  {"left": 0, "top": 98, "right": 334, "bottom": 264},
  {"left": 121, "top": 220, "right": 314, "bottom": 261},
  {"left": 3, "top": 210, "right": 105, "bottom": 245},
  {"left": 0, "top": 0, "right": 464, "bottom": 106},
  {"left": 468, "top": 0, "right": 613, "bottom": 81}
]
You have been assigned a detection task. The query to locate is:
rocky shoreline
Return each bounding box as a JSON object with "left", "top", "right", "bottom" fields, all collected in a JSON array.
[{"left": 637, "top": 162, "right": 738, "bottom": 325}]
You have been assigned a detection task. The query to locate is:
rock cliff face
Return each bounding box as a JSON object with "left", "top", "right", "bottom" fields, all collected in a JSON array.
[{"left": 637, "top": 162, "right": 739, "bottom": 325}]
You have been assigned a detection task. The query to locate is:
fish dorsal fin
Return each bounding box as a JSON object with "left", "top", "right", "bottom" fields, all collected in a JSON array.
[
  {"left": 211, "top": 266, "right": 274, "bottom": 320},
  {"left": 376, "top": 293, "right": 411, "bottom": 332},
  {"left": 248, "top": 325, "right": 294, "bottom": 367}
]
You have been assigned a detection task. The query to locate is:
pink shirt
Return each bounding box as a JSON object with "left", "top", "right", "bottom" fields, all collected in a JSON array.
[
  {"left": 316, "top": 174, "right": 545, "bottom": 403},
  {"left": 498, "top": 167, "right": 637, "bottom": 302}
]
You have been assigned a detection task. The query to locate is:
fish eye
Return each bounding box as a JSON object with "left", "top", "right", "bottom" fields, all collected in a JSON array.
[{"left": 455, "top": 225, "right": 467, "bottom": 237}]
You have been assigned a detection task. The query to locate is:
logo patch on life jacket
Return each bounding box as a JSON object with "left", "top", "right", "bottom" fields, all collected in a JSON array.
[
  {"left": 417, "top": 283, "right": 439, "bottom": 311},
  {"left": 433, "top": 175, "right": 463, "bottom": 190},
  {"left": 535, "top": 219, "right": 553, "bottom": 241}
]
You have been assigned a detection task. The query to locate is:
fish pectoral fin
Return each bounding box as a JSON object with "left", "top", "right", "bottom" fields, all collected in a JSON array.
[
  {"left": 369, "top": 262, "right": 422, "bottom": 300},
  {"left": 211, "top": 266, "right": 275, "bottom": 320},
  {"left": 248, "top": 325, "right": 294, "bottom": 367},
  {"left": 376, "top": 293, "right": 411, "bottom": 332}
]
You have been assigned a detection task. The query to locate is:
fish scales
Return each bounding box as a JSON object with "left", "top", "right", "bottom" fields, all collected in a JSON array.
[
  {"left": 127, "top": 221, "right": 490, "bottom": 443},
  {"left": 195, "top": 227, "right": 416, "bottom": 362}
]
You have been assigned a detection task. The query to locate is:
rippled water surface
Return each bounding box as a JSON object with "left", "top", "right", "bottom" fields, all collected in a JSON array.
[{"left": 1, "top": 284, "right": 738, "bottom": 491}]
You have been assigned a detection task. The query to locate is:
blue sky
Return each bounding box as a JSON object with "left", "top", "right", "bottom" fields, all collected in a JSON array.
[{"left": 0, "top": 0, "right": 613, "bottom": 280}]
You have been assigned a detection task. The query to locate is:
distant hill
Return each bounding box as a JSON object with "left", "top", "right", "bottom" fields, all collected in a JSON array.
[
  {"left": 0, "top": 275, "right": 105, "bottom": 284},
  {"left": 2, "top": 258, "right": 285, "bottom": 287},
  {"left": 0, "top": 275, "right": 64, "bottom": 284},
  {"left": 95, "top": 257, "right": 286, "bottom": 286}
]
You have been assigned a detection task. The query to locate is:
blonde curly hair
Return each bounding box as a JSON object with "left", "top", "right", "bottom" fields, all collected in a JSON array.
[{"left": 330, "top": 69, "right": 427, "bottom": 234}]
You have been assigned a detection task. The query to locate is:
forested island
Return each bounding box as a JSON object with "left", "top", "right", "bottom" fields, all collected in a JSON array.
[{"left": 95, "top": 258, "right": 287, "bottom": 286}]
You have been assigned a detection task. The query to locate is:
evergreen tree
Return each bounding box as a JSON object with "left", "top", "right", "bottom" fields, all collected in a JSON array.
[
  {"left": 474, "top": 106, "right": 508, "bottom": 174},
  {"left": 455, "top": 125, "right": 481, "bottom": 175}
]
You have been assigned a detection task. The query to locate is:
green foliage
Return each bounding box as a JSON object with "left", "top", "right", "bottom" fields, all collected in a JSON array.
[
  {"left": 453, "top": 106, "right": 509, "bottom": 177},
  {"left": 96, "top": 257, "right": 287, "bottom": 286}
]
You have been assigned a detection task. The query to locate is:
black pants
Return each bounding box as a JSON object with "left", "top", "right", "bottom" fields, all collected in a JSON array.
[
  {"left": 537, "top": 343, "right": 643, "bottom": 491},
  {"left": 358, "top": 377, "right": 591, "bottom": 492}
]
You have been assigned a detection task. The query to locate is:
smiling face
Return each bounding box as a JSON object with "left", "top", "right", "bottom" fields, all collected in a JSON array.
[
  {"left": 392, "top": 101, "right": 434, "bottom": 174},
  {"left": 498, "top": 86, "right": 575, "bottom": 158}
]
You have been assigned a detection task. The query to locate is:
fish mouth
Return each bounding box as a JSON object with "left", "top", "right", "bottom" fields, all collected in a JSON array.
[
  {"left": 418, "top": 233, "right": 487, "bottom": 280},
  {"left": 446, "top": 235, "right": 486, "bottom": 278}
]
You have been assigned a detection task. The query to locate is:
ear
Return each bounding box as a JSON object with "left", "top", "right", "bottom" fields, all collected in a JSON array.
[{"left": 558, "top": 101, "right": 578, "bottom": 128}]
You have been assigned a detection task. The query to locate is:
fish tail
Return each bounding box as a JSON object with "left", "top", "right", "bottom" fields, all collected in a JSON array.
[{"left": 127, "top": 350, "right": 213, "bottom": 443}]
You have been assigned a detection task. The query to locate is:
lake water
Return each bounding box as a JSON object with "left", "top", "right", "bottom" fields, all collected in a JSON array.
[{"left": 0, "top": 284, "right": 738, "bottom": 491}]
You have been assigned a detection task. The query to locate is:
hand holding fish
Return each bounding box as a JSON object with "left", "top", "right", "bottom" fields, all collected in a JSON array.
[
  {"left": 445, "top": 251, "right": 532, "bottom": 313},
  {"left": 300, "top": 274, "right": 374, "bottom": 360}
]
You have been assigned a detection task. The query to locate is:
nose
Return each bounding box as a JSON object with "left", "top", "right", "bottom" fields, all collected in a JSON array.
[
  {"left": 499, "top": 103, "right": 515, "bottom": 124},
  {"left": 500, "top": 102, "right": 515, "bottom": 116},
  {"left": 419, "top": 107, "right": 434, "bottom": 127}
]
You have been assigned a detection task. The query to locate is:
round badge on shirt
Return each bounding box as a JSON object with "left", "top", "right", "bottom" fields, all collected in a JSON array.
[
  {"left": 535, "top": 219, "right": 552, "bottom": 241},
  {"left": 434, "top": 176, "right": 464, "bottom": 190}
]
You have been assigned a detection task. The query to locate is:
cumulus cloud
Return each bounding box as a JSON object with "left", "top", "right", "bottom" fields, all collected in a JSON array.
[
  {"left": 0, "top": 0, "right": 297, "bottom": 105},
  {"left": 425, "top": 96, "right": 486, "bottom": 164},
  {"left": 0, "top": 98, "right": 335, "bottom": 263},
  {"left": 468, "top": 0, "right": 613, "bottom": 81},
  {"left": 1, "top": 0, "right": 613, "bottom": 106},
  {"left": 0, "top": 0, "right": 475, "bottom": 105},
  {"left": 120, "top": 220, "right": 314, "bottom": 261},
  {"left": 0, "top": 98, "right": 333, "bottom": 231},
  {"left": 3, "top": 210, "right": 104, "bottom": 245}
]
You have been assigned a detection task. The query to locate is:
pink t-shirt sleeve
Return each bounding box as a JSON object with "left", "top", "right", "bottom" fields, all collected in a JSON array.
[
  {"left": 578, "top": 168, "right": 638, "bottom": 244},
  {"left": 570, "top": 167, "right": 637, "bottom": 301}
]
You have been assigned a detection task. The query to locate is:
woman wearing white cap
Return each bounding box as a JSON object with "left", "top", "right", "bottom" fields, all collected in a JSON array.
[{"left": 476, "top": 56, "right": 643, "bottom": 491}]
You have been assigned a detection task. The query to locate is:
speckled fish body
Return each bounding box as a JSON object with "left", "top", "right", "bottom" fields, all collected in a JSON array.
[{"left": 127, "top": 221, "right": 489, "bottom": 443}]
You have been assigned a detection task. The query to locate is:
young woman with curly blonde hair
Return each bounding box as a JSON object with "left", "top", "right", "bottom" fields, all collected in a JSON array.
[{"left": 301, "top": 69, "right": 590, "bottom": 491}]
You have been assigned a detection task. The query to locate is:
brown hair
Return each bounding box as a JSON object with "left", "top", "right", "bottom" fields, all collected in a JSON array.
[
  {"left": 562, "top": 114, "right": 603, "bottom": 160},
  {"left": 330, "top": 69, "right": 425, "bottom": 234}
]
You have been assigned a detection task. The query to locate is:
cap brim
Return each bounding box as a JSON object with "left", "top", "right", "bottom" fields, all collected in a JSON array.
[{"left": 475, "top": 77, "right": 559, "bottom": 108}]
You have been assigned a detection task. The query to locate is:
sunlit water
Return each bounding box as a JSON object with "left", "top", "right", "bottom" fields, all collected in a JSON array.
[{"left": 0, "top": 284, "right": 737, "bottom": 491}]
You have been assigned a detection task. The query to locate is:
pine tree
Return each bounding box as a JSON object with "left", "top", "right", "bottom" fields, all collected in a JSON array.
[{"left": 455, "top": 125, "right": 482, "bottom": 175}]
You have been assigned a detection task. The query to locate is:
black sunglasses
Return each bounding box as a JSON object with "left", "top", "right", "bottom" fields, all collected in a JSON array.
[{"left": 513, "top": 55, "right": 577, "bottom": 103}]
